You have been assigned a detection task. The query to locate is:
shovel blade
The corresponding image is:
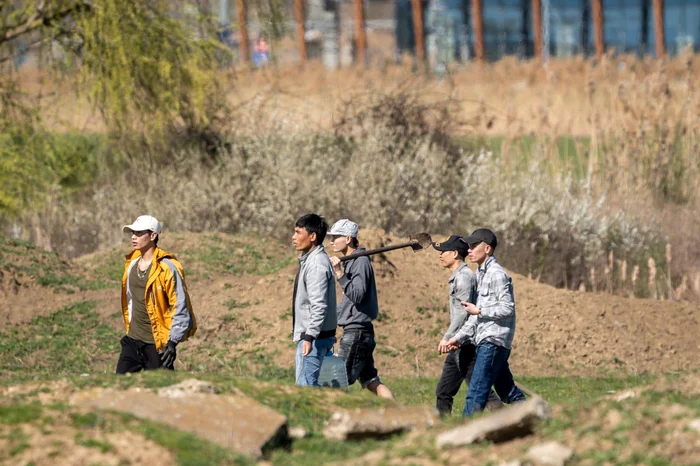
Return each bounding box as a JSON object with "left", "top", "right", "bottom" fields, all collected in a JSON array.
[{"left": 408, "top": 233, "right": 433, "bottom": 251}]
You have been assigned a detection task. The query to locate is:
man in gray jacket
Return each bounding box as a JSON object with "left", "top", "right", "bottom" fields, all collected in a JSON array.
[
  {"left": 329, "top": 219, "right": 395, "bottom": 400},
  {"left": 291, "top": 213, "right": 337, "bottom": 386}
]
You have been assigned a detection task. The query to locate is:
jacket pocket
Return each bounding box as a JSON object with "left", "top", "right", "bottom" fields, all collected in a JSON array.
[{"left": 478, "top": 284, "right": 495, "bottom": 308}]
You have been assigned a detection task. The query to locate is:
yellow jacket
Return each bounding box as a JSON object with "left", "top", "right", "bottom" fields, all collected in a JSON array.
[{"left": 121, "top": 247, "right": 197, "bottom": 351}]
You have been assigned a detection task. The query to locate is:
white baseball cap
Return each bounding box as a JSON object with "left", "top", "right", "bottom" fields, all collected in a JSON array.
[
  {"left": 329, "top": 219, "right": 359, "bottom": 238},
  {"left": 123, "top": 215, "right": 162, "bottom": 234}
]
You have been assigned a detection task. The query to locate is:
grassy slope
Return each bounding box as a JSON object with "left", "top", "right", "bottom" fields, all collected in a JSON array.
[
  {"left": 1, "top": 234, "right": 698, "bottom": 465},
  {"left": 1, "top": 299, "right": 698, "bottom": 465}
]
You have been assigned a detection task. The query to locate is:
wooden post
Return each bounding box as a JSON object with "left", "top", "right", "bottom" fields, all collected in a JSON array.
[
  {"left": 236, "top": 0, "right": 249, "bottom": 63},
  {"left": 411, "top": 0, "right": 425, "bottom": 67},
  {"left": 354, "top": 0, "right": 366, "bottom": 66},
  {"left": 294, "top": 0, "right": 306, "bottom": 64},
  {"left": 580, "top": 0, "right": 590, "bottom": 55},
  {"left": 653, "top": 0, "right": 665, "bottom": 57},
  {"left": 520, "top": 0, "right": 529, "bottom": 57},
  {"left": 641, "top": 0, "right": 650, "bottom": 53},
  {"left": 591, "top": 0, "right": 604, "bottom": 59},
  {"left": 472, "top": 0, "right": 484, "bottom": 63},
  {"left": 532, "top": 0, "right": 542, "bottom": 60}
]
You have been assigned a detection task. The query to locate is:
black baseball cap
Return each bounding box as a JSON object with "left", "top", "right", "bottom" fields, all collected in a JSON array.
[
  {"left": 432, "top": 235, "right": 469, "bottom": 257},
  {"left": 460, "top": 228, "right": 498, "bottom": 249}
]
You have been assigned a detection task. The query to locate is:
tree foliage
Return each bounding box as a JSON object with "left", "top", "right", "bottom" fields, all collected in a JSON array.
[{"left": 0, "top": 0, "right": 233, "bottom": 218}]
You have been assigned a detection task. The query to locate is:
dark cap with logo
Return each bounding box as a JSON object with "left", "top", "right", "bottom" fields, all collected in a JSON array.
[
  {"left": 460, "top": 228, "right": 498, "bottom": 249},
  {"left": 432, "top": 235, "right": 469, "bottom": 257}
]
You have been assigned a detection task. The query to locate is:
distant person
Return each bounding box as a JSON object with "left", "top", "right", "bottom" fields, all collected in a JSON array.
[
  {"left": 117, "top": 215, "right": 197, "bottom": 374},
  {"left": 446, "top": 228, "right": 526, "bottom": 416},
  {"left": 291, "top": 213, "right": 337, "bottom": 386},
  {"left": 329, "top": 219, "right": 395, "bottom": 400},
  {"left": 433, "top": 235, "right": 500, "bottom": 415},
  {"left": 253, "top": 37, "right": 270, "bottom": 67}
]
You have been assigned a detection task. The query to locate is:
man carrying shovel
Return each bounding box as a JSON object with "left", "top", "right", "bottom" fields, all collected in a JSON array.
[{"left": 329, "top": 219, "right": 395, "bottom": 400}]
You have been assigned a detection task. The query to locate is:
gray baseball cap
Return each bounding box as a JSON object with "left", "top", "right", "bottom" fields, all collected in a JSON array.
[{"left": 329, "top": 219, "right": 359, "bottom": 238}]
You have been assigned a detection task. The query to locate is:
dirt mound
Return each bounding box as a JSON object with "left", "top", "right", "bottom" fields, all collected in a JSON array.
[{"left": 2, "top": 230, "right": 699, "bottom": 377}]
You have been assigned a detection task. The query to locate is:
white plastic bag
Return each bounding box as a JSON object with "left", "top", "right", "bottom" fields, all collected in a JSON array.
[{"left": 317, "top": 353, "right": 349, "bottom": 389}]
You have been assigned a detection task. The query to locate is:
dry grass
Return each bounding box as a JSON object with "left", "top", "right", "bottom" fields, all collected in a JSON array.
[{"left": 12, "top": 52, "right": 700, "bottom": 300}]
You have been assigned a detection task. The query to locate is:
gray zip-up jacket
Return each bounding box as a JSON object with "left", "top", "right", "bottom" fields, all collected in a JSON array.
[
  {"left": 444, "top": 262, "right": 477, "bottom": 343},
  {"left": 293, "top": 245, "right": 337, "bottom": 343},
  {"left": 454, "top": 256, "right": 516, "bottom": 349},
  {"left": 337, "top": 248, "right": 378, "bottom": 329}
]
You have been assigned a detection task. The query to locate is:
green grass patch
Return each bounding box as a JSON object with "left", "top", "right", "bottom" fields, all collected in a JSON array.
[
  {"left": 224, "top": 298, "right": 250, "bottom": 310},
  {"left": 0, "top": 301, "right": 119, "bottom": 384},
  {"left": 269, "top": 435, "right": 384, "bottom": 466},
  {"left": 454, "top": 135, "right": 591, "bottom": 180},
  {"left": 0, "top": 236, "right": 115, "bottom": 291},
  {"left": 181, "top": 233, "right": 294, "bottom": 279},
  {"left": 134, "top": 417, "right": 255, "bottom": 466},
  {"left": 75, "top": 433, "right": 114, "bottom": 453},
  {"left": 517, "top": 374, "right": 657, "bottom": 405},
  {"left": 0, "top": 403, "right": 43, "bottom": 424}
]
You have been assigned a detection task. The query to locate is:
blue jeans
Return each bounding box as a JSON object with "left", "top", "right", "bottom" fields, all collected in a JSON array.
[
  {"left": 463, "top": 342, "right": 526, "bottom": 416},
  {"left": 295, "top": 337, "right": 336, "bottom": 386}
]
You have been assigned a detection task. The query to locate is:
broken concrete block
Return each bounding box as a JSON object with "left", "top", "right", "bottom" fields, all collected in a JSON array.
[
  {"left": 436, "top": 396, "right": 549, "bottom": 448},
  {"left": 526, "top": 441, "right": 573, "bottom": 466},
  {"left": 499, "top": 461, "right": 523, "bottom": 466},
  {"left": 614, "top": 390, "right": 636, "bottom": 402},
  {"left": 70, "top": 387, "right": 288, "bottom": 459},
  {"left": 689, "top": 418, "right": 700, "bottom": 433},
  {"left": 289, "top": 426, "right": 308, "bottom": 439},
  {"left": 324, "top": 406, "right": 439, "bottom": 440}
]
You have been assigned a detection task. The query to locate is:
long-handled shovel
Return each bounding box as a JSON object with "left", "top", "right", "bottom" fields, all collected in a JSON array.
[{"left": 338, "top": 233, "right": 433, "bottom": 262}]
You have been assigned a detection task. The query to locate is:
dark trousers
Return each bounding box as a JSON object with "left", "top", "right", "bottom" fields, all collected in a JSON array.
[
  {"left": 115, "top": 335, "right": 173, "bottom": 374},
  {"left": 436, "top": 344, "right": 476, "bottom": 415},
  {"left": 436, "top": 344, "right": 507, "bottom": 415}
]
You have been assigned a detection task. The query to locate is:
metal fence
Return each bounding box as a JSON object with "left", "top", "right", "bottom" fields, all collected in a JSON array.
[
  {"left": 217, "top": 0, "right": 700, "bottom": 68},
  {"left": 12, "top": 0, "right": 700, "bottom": 70}
]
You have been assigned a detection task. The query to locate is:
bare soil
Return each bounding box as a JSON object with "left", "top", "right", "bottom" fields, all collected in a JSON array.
[
  {"left": 2, "top": 230, "right": 698, "bottom": 378},
  {"left": 0, "top": 409, "right": 174, "bottom": 466}
]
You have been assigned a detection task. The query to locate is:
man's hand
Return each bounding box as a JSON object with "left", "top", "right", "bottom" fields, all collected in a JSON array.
[
  {"left": 437, "top": 339, "right": 451, "bottom": 354},
  {"left": 445, "top": 337, "right": 460, "bottom": 351},
  {"left": 460, "top": 301, "right": 481, "bottom": 316},
  {"left": 329, "top": 256, "right": 344, "bottom": 279},
  {"left": 302, "top": 340, "right": 312, "bottom": 356},
  {"left": 160, "top": 341, "right": 177, "bottom": 367}
]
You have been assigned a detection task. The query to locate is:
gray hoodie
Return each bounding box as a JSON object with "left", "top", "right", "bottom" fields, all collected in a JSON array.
[
  {"left": 293, "top": 245, "right": 337, "bottom": 342},
  {"left": 336, "top": 248, "right": 378, "bottom": 329}
]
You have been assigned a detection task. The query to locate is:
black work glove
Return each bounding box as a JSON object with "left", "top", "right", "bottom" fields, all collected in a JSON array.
[{"left": 160, "top": 340, "right": 177, "bottom": 368}]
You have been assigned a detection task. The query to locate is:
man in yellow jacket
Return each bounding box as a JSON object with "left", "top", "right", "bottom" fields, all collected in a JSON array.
[{"left": 117, "top": 215, "right": 197, "bottom": 374}]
